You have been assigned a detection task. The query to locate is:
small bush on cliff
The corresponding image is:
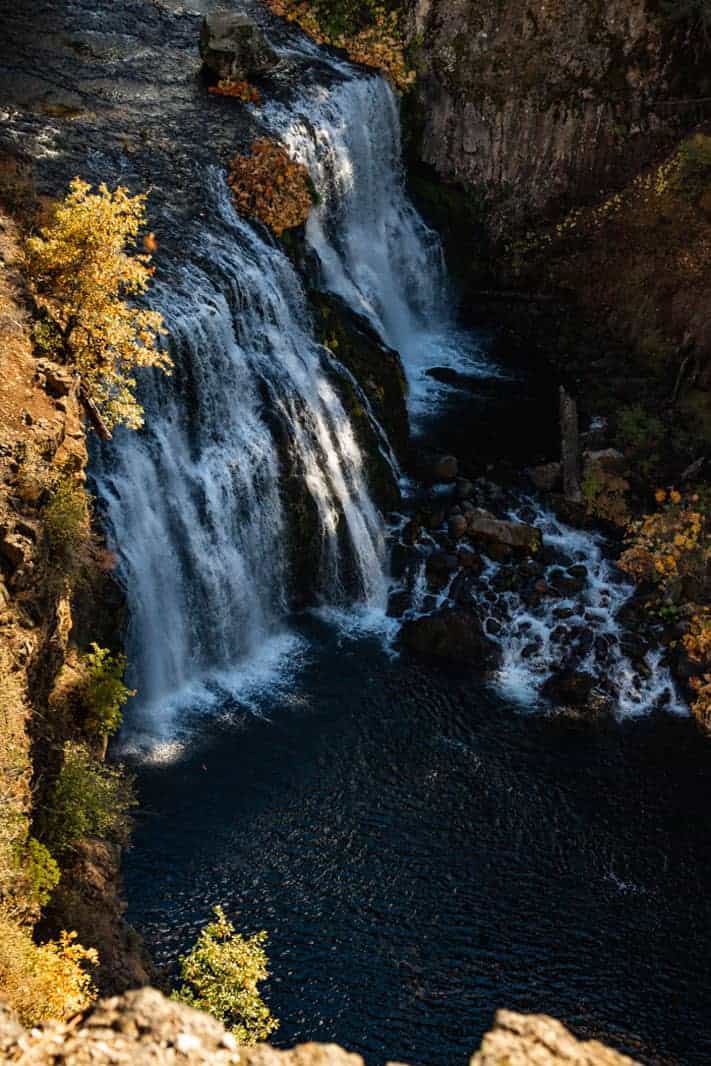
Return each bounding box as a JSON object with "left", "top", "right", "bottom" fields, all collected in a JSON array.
[
  {"left": 44, "top": 743, "right": 136, "bottom": 856},
  {"left": 24, "top": 178, "right": 170, "bottom": 433},
  {"left": 44, "top": 474, "right": 92, "bottom": 563},
  {"left": 0, "top": 914, "right": 97, "bottom": 1026},
  {"left": 228, "top": 139, "right": 313, "bottom": 236},
  {"left": 173, "top": 905, "right": 278, "bottom": 1044},
  {"left": 22, "top": 837, "right": 60, "bottom": 909},
  {"left": 78, "top": 643, "right": 135, "bottom": 738}
]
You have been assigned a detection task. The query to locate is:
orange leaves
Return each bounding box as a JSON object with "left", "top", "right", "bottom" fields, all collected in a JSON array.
[
  {"left": 227, "top": 139, "right": 313, "bottom": 236},
  {"left": 208, "top": 79, "right": 261, "bottom": 104},
  {"left": 263, "top": 0, "right": 415, "bottom": 91},
  {"left": 619, "top": 489, "right": 708, "bottom": 592}
]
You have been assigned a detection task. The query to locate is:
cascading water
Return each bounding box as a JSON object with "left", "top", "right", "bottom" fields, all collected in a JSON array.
[
  {"left": 265, "top": 74, "right": 493, "bottom": 420},
  {"left": 268, "top": 65, "right": 684, "bottom": 716},
  {"left": 94, "top": 173, "right": 387, "bottom": 751}
]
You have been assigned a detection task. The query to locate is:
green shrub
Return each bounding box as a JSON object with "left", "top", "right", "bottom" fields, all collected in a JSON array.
[
  {"left": 173, "top": 906, "right": 278, "bottom": 1044},
  {"left": 78, "top": 644, "right": 135, "bottom": 738},
  {"left": 44, "top": 743, "right": 135, "bottom": 856},
  {"left": 23, "top": 837, "right": 60, "bottom": 908},
  {"left": 44, "top": 476, "right": 91, "bottom": 560}
]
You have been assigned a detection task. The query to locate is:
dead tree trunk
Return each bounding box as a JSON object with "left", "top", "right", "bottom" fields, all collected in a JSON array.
[
  {"left": 559, "top": 386, "right": 581, "bottom": 503},
  {"left": 79, "top": 383, "right": 111, "bottom": 441}
]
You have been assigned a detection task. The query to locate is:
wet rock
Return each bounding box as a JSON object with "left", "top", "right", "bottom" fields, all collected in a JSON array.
[
  {"left": 432, "top": 454, "right": 458, "bottom": 481},
  {"left": 427, "top": 550, "right": 459, "bottom": 576},
  {"left": 542, "top": 670, "right": 596, "bottom": 707},
  {"left": 390, "top": 542, "right": 418, "bottom": 578},
  {"left": 386, "top": 589, "right": 410, "bottom": 618},
  {"left": 548, "top": 567, "right": 585, "bottom": 595},
  {"left": 200, "top": 11, "right": 278, "bottom": 81},
  {"left": 425, "top": 507, "right": 446, "bottom": 530},
  {"left": 402, "top": 519, "right": 422, "bottom": 546},
  {"left": 456, "top": 477, "right": 474, "bottom": 500},
  {"left": 400, "top": 608, "right": 501, "bottom": 666},
  {"left": 457, "top": 549, "right": 482, "bottom": 572},
  {"left": 527, "top": 461, "right": 562, "bottom": 492},
  {"left": 465, "top": 508, "right": 542, "bottom": 556},
  {"left": 448, "top": 513, "right": 467, "bottom": 539}
]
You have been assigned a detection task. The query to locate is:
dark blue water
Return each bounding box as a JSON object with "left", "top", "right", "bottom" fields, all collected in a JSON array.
[{"left": 124, "top": 615, "right": 711, "bottom": 1066}]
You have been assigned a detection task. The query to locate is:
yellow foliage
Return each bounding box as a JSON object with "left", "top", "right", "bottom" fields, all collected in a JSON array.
[
  {"left": 25, "top": 179, "right": 170, "bottom": 433},
  {"left": 265, "top": 1, "right": 415, "bottom": 91},
  {"left": 0, "top": 914, "right": 97, "bottom": 1026},
  {"left": 619, "top": 489, "right": 708, "bottom": 592},
  {"left": 228, "top": 139, "right": 313, "bottom": 236}
]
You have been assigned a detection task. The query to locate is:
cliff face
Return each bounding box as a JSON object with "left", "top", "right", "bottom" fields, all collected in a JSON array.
[
  {"left": 0, "top": 208, "right": 149, "bottom": 994},
  {"left": 0, "top": 988, "right": 641, "bottom": 1066},
  {"left": 407, "top": 0, "right": 693, "bottom": 232}
]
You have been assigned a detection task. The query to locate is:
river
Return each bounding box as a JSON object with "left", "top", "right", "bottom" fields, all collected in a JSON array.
[{"left": 2, "top": 2, "right": 710, "bottom": 1063}]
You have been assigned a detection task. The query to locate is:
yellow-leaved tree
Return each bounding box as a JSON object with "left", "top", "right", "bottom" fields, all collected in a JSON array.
[
  {"left": 25, "top": 178, "right": 170, "bottom": 434},
  {"left": 173, "top": 905, "right": 278, "bottom": 1044}
]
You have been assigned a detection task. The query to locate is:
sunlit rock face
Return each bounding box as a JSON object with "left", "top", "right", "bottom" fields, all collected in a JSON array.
[{"left": 0, "top": 990, "right": 641, "bottom": 1066}]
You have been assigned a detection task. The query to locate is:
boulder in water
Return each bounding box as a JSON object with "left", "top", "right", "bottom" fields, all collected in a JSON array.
[
  {"left": 400, "top": 608, "right": 501, "bottom": 667},
  {"left": 200, "top": 12, "right": 278, "bottom": 82},
  {"left": 541, "top": 670, "right": 597, "bottom": 707},
  {"left": 465, "top": 508, "right": 542, "bottom": 557}
]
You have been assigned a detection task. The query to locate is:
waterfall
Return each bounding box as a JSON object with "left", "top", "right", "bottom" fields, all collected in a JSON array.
[
  {"left": 94, "top": 175, "right": 386, "bottom": 749},
  {"left": 265, "top": 74, "right": 493, "bottom": 421},
  {"left": 267, "top": 65, "right": 684, "bottom": 717}
]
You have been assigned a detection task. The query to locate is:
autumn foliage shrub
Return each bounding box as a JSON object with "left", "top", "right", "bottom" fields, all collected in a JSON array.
[
  {"left": 619, "top": 490, "right": 711, "bottom": 724},
  {"left": 25, "top": 179, "right": 170, "bottom": 433},
  {"left": 0, "top": 914, "right": 97, "bottom": 1026},
  {"left": 265, "top": 0, "right": 414, "bottom": 90},
  {"left": 173, "top": 905, "right": 277, "bottom": 1044},
  {"left": 228, "top": 139, "right": 313, "bottom": 236},
  {"left": 209, "top": 79, "right": 261, "bottom": 103}
]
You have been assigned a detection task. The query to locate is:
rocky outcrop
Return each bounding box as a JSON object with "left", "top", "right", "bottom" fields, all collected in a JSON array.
[
  {"left": 0, "top": 990, "right": 641, "bottom": 1065},
  {"left": 199, "top": 11, "right": 278, "bottom": 82},
  {"left": 400, "top": 607, "right": 500, "bottom": 666},
  {"left": 407, "top": 0, "right": 694, "bottom": 233}
]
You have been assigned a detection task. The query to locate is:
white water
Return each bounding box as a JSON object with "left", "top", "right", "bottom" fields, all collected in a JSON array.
[
  {"left": 94, "top": 174, "right": 387, "bottom": 749},
  {"left": 265, "top": 75, "right": 493, "bottom": 420},
  {"left": 268, "top": 66, "right": 684, "bottom": 717},
  {"left": 97, "top": 38, "right": 683, "bottom": 741}
]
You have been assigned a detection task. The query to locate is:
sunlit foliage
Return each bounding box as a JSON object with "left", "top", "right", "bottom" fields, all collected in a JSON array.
[
  {"left": 44, "top": 743, "right": 136, "bottom": 856},
  {"left": 265, "top": 0, "right": 415, "bottom": 90},
  {"left": 76, "top": 644, "right": 135, "bottom": 738},
  {"left": 228, "top": 139, "right": 313, "bottom": 236},
  {"left": 173, "top": 905, "right": 278, "bottom": 1044},
  {"left": 0, "top": 915, "right": 97, "bottom": 1026},
  {"left": 25, "top": 179, "right": 170, "bottom": 433}
]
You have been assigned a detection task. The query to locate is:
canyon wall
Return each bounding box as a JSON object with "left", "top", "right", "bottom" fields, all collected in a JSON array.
[{"left": 406, "top": 0, "right": 700, "bottom": 231}]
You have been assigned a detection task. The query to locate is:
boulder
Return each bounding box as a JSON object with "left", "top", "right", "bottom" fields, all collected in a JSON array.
[
  {"left": 541, "top": 670, "right": 596, "bottom": 707},
  {"left": 400, "top": 608, "right": 501, "bottom": 666},
  {"left": 0, "top": 528, "right": 32, "bottom": 571},
  {"left": 433, "top": 454, "right": 458, "bottom": 481},
  {"left": 465, "top": 508, "right": 542, "bottom": 556},
  {"left": 200, "top": 11, "right": 278, "bottom": 82},
  {"left": 527, "top": 461, "right": 562, "bottom": 492},
  {"left": 448, "top": 513, "right": 468, "bottom": 539}
]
